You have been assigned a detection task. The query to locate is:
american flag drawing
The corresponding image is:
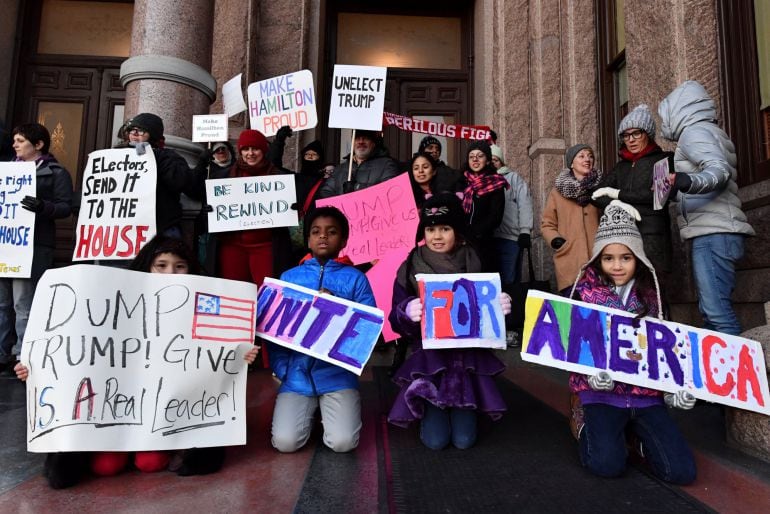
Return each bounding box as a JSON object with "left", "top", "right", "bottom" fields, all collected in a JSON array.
[{"left": 192, "top": 292, "right": 256, "bottom": 343}]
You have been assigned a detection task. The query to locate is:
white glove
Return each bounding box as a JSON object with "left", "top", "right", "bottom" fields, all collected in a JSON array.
[
  {"left": 499, "top": 293, "right": 512, "bottom": 315},
  {"left": 609, "top": 199, "right": 642, "bottom": 221},
  {"left": 664, "top": 390, "right": 696, "bottom": 410},
  {"left": 587, "top": 371, "right": 614, "bottom": 391},
  {"left": 406, "top": 298, "right": 423, "bottom": 323},
  {"left": 591, "top": 187, "right": 620, "bottom": 200},
  {"left": 130, "top": 141, "right": 151, "bottom": 155}
]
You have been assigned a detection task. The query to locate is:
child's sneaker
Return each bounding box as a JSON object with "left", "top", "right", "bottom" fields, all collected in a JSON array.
[{"left": 569, "top": 394, "right": 584, "bottom": 440}]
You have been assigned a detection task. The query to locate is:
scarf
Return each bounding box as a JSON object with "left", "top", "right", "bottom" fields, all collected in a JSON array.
[
  {"left": 462, "top": 170, "right": 508, "bottom": 214},
  {"left": 618, "top": 142, "right": 660, "bottom": 163},
  {"left": 554, "top": 168, "right": 603, "bottom": 206},
  {"left": 397, "top": 244, "right": 482, "bottom": 295},
  {"left": 231, "top": 156, "right": 275, "bottom": 178}
]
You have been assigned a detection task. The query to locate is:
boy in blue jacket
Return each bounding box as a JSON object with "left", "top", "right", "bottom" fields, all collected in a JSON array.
[{"left": 269, "top": 206, "right": 376, "bottom": 453}]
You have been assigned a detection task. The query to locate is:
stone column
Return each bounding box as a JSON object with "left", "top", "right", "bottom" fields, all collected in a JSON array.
[{"left": 120, "top": 0, "right": 216, "bottom": 162}]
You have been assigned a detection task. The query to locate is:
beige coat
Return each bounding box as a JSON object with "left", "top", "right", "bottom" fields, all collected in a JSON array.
[{"left": 540, "top": 188, "right": 600, "bottom": 291}]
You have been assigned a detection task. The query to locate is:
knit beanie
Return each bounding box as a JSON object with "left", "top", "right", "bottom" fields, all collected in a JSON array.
[
  {"left": 419, "top": 135, "right": 442, "bottom": 155},
  {"left": 237, "top": 129, "right": 269, "bottom": 154},
  {"left": 467, "top": 140, "right": 493, "bottom": 162},
  {"left": 302, "top": 140, "right": 325, "bottom": 161},
  {"left": 490, "top": 144, "right": 505, "bottom": 164},
  {"left": 617, "top": 104, "right": 656, "bottom": 141},
  {"left": 565, "top": 143, "right": 592, "bottom": 168},
  {"left": 126, "top": 113, "right": 164, "bottom": 143},
  {"left": 415, "top": 192, "right": 468, "bottom": 244}
]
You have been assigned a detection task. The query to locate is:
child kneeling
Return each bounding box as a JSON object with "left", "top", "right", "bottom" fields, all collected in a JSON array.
[
  {"left": 269, "top": 207, "right": 376, "bottom": 453},
  {"left": 569, "top": 200, "right": 696, "bottom": 484}
]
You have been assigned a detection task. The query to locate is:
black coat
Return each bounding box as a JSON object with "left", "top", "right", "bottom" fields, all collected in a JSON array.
[{"left": 30, "top": 156, "right": 73, "bottom": 280}]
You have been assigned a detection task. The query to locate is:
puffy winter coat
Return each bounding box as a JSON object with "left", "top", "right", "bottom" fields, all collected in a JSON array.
[
  {"left": 658, "top": 80, "right": 755, "bottom": 240},
  {"left": 493, "top": 167, "right": 534, "bottom": 241},
  {"left": 318, "top": 147, "right": 400, "bottom": 198},
  {"left": 268, "top": 257, "right": 377, "bottom": 396}
]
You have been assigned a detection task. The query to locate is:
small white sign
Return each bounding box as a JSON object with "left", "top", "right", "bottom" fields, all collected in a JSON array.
[
  {"left": 328, "top": 65, "right": 387, "bottom": 131},
  {"left": 192, "top": 114, "right": 229, "bottom": 143},
  {"left": 0, "top": 162, "right": 36, "bottom": 278},
  {"left": 205, "top": 175, "right": 298, "bottom": 233},
  {"left": 247, "top": 70, "right": 318, "bottom": 137},
  {"left": 222, "top": 74, "right": 248, "bottom": 117}
]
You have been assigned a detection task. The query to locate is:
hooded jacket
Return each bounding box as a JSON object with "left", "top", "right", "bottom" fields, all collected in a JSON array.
[
  {"left": 658, "top": 80, "right": 755, "bottom": 240},
  {"left": 318, "top": 146, "right": 400, "bottom": 198},
  {"left": 493, "top": 165, "right": 533, "bottom": 241}
]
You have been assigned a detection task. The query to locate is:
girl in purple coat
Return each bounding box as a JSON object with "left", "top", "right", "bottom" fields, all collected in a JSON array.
[
  {"left": 569, "top": 200, "right": 696, "bottom": 484},
  {"left": 388, "top": 193, "right": 511, "bottom": 449}
]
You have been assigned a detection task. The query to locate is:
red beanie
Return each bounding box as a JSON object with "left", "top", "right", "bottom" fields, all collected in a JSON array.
[{"left": 237, "top": 129, "right": 269, "bottom": 154}]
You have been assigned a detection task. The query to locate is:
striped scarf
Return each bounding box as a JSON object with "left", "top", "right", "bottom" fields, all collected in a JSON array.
[{"left": 462, "top": 170, "right": 509, "bottom": 213}]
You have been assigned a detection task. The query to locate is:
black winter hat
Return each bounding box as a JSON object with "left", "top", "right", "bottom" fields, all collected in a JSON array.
[
  {"left": 415, "top": 192, "right": 468, "bottom": 244},
  {"left": 467, "top": 140, "right": 493, "bottom": 162},
  {"left": 126, "top": 113, "right": 164, "bottom": 143},
  {"left": 302, "top": 140, "right": 325, "bottom": 162},
  {"left": 418, "top": 136, "right": 442, "bottom": 155}
]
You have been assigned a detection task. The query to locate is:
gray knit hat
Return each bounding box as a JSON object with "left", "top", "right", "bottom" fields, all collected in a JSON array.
[
  {"left": 565, "top": 143, "right": 592, "bottom": 168},
  {"left": 570, "top": 200, "right": 662, "bottom": 316},
  {"left": 490, "top": 144, "right": 505, "bottom": 163},
  {"left": 617, "top": 104, "right": 656, "bottom": 141}
]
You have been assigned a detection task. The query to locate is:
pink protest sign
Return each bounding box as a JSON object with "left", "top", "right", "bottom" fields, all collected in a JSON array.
[
  {"left": 316, "top": 173, "right": 418, "bottom": 265},
  {"left": 366, "top": 247, "right": 411, "bottom": 342}
]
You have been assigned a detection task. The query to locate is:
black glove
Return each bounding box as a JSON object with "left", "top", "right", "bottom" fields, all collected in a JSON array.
[
  {"left": 551, "top": 237, "right": 566, "bottom": 250},
  {"left": 517, "top": 233, "right": 531, "bottom": 249},
  {"left": 202, "top": 204, "right": 214, "bottom": 213},
  {"left": 21, "top": 195, "right": 45, "bottom": 213},
  {"left": 198, "top": 147, "right": 215, "bottom": 161},
  {"left": 342, "top": 181, "right": 356, "bottom": 194},
  {"left": 275, "top": 125, "right": 293, "bottom": 142},
  {"left": 673, "top": 172, "right": 692, "bottom": 192}
]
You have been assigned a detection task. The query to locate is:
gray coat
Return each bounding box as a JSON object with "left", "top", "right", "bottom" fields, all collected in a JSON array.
[
  {"left": 658, "top": 80, "right": 755, "bottom": 240},
  {"left": 318, "top": 147, "right": 400, "bottom": 198},
  {"left": 493, "top": 167, "right": 533, "bottom": 240}
]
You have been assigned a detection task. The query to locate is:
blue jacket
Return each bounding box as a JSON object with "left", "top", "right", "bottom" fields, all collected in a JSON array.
[{"left": 268, "top": 257, "right": 377, "bottom": 396}]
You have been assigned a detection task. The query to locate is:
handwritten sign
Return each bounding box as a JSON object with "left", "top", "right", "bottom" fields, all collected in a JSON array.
[
  {"left": 0, "top": 162, "right": 36, "bottom": 278},
  {"left": 417, "top": 273, "right": 506, "bottom": 350},
  {"left": 521, "top": 290, "right": 770, "bottom": 415},
  {"left": 653, "top": 157, "right": 671, "bottom": 210},
  {"left": 328, "top": 64, "right": 387, "bottom": 131},
  {"left": 192, "top": 114, "right": 228, "bottom": 143},
  {"left": 222, "top": 73, "right": 247, "bottom": 117},
  {"left": 73, "top": 148, "right": 157, "bottom": 261},
  {"left": 383, "top": 112, "right": 492, "bottom": 141},
  {"left": 256, "top": 278, "right": 384, "bottom": 375},
  {"left": 21, "top": 265, "right": 257, "bottom": 452},
  {"left": 205, "top": 174, "right": 298, "bottom": 233},
  {"left": 366, "top": 248, "right": 411, "bottom": 342},
  {"left": 316, "top": 173, "right": 418, "bottom": 265},
  {"left": 248, "top": 70, "right": 318, "bottom": 137}
]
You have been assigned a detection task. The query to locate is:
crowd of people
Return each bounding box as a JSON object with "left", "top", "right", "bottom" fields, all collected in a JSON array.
[{"left": 0, "top": 79, "right": 755, "bottom": 489}]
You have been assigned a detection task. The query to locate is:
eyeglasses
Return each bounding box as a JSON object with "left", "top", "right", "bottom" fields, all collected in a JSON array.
[
  {"left": 128, "top": 128, "right": 147, "bottom": 136},
  {"left": 468, "top": 152, "right": 486, "bottom": 161},
  {"left": 621, "top": 130, "right": 645, "bottom": 141}
]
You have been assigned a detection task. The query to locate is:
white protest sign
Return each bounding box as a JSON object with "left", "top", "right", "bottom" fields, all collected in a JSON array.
[
  {"left": 653, "top": 157, "right": 672, "bottom": 210},
  {"left": 417, "top": 273, "right": 507, "bottom": 350},
  {"left": 222, "top": 73, "right": 248, "bottom": 117},
  {"left": 0, "top": 162, "right": 36, "bottom": 278},
  {"left": 22, "top": 265, "right": 258, "bottom": 452},
  {"left": 247, "top": 70, "right": 318, "bottom": 137},
  {"left": 192, "top": 114, "right": 229, "bottom": 143},
  {"left": 256, "top": 278, "right": 385, "bottom": 375},
  {"left": 522, "top": 290, "right": 770, "bottom": 415},
  {"left": 205, "top": 174, "right": 298, "bottom": 232},
  {"left": 73, "top": 148, "right": 157, "bottom": 261},
  {"left": 328, "top": 65, "right": 387, "bottom": 130}
]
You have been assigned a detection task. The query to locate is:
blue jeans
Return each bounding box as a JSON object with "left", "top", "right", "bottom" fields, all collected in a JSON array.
[
  {"left": 691, "top": 233, "right": 745, "bottom": 335},
  {"left": 0, "top": 278, "right": 35, "bottom": 363},
  {"left": 579, "top": 403, "right": 696, "bottom": 484},
  {"left": 494, "top": 238, "right": 520, "bottom": 284},
  {"left": 420, "top": 404, "right": 477, "bottom": 450}
]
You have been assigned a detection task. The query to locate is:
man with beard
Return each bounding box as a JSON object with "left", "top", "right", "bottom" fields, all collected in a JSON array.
[{"left": 318, "top": 130, "right": 400, "bottom": 198}]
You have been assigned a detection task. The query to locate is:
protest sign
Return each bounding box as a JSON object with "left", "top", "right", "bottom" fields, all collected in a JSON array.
[
  {"left": 366, "top": 248, "right": 411, "bottom": 342},
  {"left": 205, "top": 174, "right": 298, "bottom": 233},
  {"left": 248, "top": 70, "right": 318, "bottom": 137},
  {"left": 21, "top": 265, "right": 257, "bottom": 452},
  {"left": 328, "top": 65, "right": 387, "bottom": 131},
  {"left": 521, "top": 290, "right": 770, "bottom": 415},
  {"left": 0, "top": 162, "right": 36, "bottom": 278},
  {"left": 222, "top": 73, "right": 248, "bottom": 117},
  {"left": 315, "top": 173, "right": 418, "bottom": 265},
  {"left": 417, "top": 273, "right": 506, "bottom": 350},
  {"left": 256, "top": 278, "right": 384, "bottom": 375},
  {"left": 192, "top": 114, "right": 228, "bottom": 143},
  {"left": 383, "top": 112, "right": 492, "bottom": 141},
  {"left": 653, "top": 157, "right": 671, "bottom": 210},
  {"left": 73, "top": 148, "right": 157, "bottom": 261}
]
